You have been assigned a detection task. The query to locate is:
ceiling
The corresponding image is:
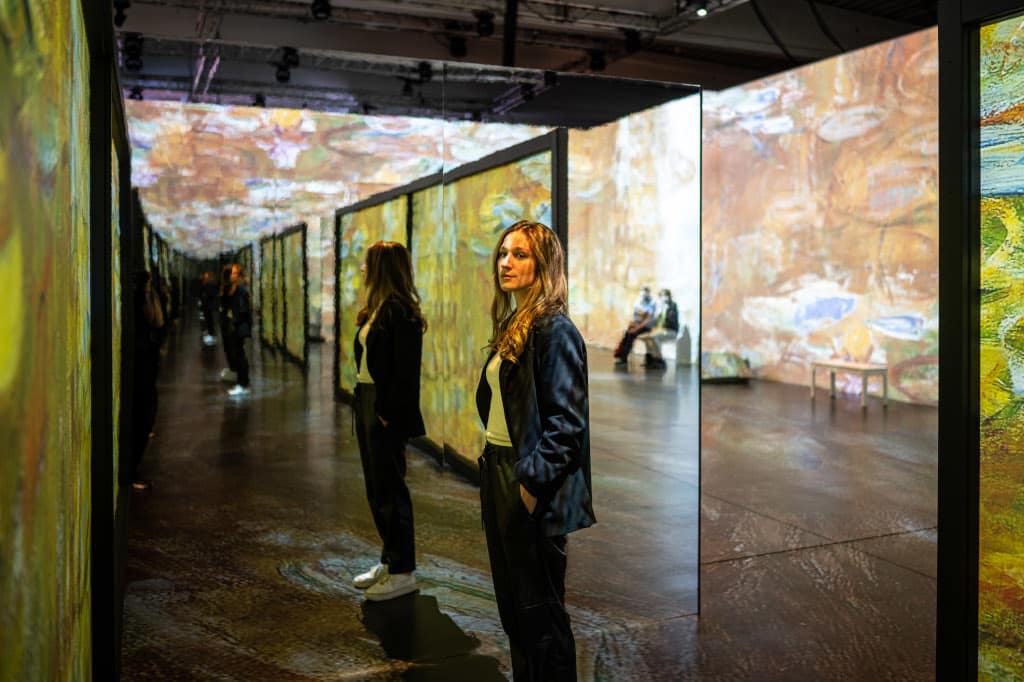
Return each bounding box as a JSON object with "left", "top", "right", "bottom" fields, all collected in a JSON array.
[{"left": 113, "top": 0, "right": 937, "bottom": 124}]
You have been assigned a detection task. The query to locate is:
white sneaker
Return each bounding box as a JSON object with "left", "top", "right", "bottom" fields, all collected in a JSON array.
[
  {"left": 227, "top": 384, "right": 251, "bottom": 397},
  {"left": 353, "top": 562, "right": 387, "bottom": 589},
  {"left": 219, "top": 368, "right": 236, "bottom": 382},
  {"left": 365, "top": 571, "right": 417, "bottom": 601}
]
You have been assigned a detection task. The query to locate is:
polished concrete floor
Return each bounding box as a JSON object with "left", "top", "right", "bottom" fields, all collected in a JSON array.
[{"left": 121, "top": 319, "right": 937, "bottom": 680}]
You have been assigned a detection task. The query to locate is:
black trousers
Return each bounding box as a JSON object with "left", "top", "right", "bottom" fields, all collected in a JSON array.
[
  {"left": 225, "top": 332, "right": 249, "bottom": 387},
  {"left": 480, "top": 443, "right": 575, "bottom": 681},
  {"left": 221, "top": 315, "right": 236, "bottom": 371},
  {"left": 130, "top": 352, "right": 159, "bottom": 479},
  {"left": 200, "top": 305, "right": 216, "bottom": 336},
  {"left": 615, "top": 325, "right": 652, "bottom": 359},
  {"left": 354, "top": 383, "right": 415, "bottom": 573}
]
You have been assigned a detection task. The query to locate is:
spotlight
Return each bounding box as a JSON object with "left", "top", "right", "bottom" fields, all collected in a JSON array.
[
  {"left": 122, "top": 32, "right": 143, "bottom": 71},
  {"left": 128, "top": 86, "right": 143, "bottom": 100},
  {"left": 253, "top": 93, "right": 266, "bottom": 107},
  {"left": 449, "top": 36, "right": 467, "bottom": 59},
  {"left": 624, "top": 29, "right": 642, "bottom": 53},
  {"left": 417, "top": 61, "right": 432, "bottom": 83},
  {"left": 474, "top": 10, "right": 495, "bottom": 37},
  {"left": 588, "top": 49, "right": 606, "bottom": 72},
  {"left": 695, "top": 1, "right": 708, "bottom": 17},
  {"left": 281, "top": 47, "right": 299, "bottom": 68},
  {"left": 113, "top": 0, "right": 130, "bottom": 28},
  {"left": 310, "top": 0, "right": 331, "bottom": 21}
]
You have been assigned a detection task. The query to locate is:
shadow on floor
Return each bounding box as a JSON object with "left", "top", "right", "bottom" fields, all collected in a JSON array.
[{"left": 360, "top": 593, "right": 505, "bottom": 680}]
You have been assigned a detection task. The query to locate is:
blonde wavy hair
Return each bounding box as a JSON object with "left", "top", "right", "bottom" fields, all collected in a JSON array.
[{"left": 489, "top": 221, "right": 567, "bottom": 361}]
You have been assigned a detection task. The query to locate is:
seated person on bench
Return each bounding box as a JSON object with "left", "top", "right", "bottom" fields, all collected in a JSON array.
[
  {"left": 640, "top": 289, "right": 679, "bottom": 369},
  {"left": 614, "top": 286, "right": 657, "bottom": 366}
]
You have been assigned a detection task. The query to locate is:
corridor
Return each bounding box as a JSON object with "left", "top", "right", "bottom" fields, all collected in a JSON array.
[{"left": 121, "top": 313, "right": 935, "bottom": 680}]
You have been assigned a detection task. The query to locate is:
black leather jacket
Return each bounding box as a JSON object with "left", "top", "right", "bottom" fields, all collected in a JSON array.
[
  {"left": 354, "top": 298, "right": 427, "bottom": 439},
  {"left": 226, "top": 283, "right": 251, "bottom": 338},
  {"left": 476, "top": 312, "right": 596, "bottom": 537}
]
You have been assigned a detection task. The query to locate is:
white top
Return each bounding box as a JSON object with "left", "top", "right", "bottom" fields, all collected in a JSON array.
[
  {"left": 485, "top": 353, "right": 513, "bottom": 447},
  {"left": 356, "top": 309, "right": 377, "bottom": 384}
]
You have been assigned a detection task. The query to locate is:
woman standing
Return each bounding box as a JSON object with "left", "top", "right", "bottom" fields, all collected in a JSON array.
[
  {"left": 351, "top": 241, "right": 427, "bottom": 602},
  {"left": 476, "top": 220, "right": 596, "bottom": 680},
  {"left": 225, "top": 263, "right": 252, "bottom": 397}
]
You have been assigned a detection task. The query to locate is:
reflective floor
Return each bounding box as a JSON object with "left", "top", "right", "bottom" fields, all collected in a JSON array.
[{"left": 121, "top": 318, "right": 936, "bottom": 680}]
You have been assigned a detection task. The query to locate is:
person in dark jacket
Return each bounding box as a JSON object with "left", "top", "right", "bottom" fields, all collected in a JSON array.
[
  {"left": 350, "top": 241, "right": 427, "bottom": 602},
  {"left": 224, "top": 263, "right": 252, "bottom": 397},
  {"left": 218, "top": 263, "right": 237, "bottom": 383},
  {"left": 476, "top": 220, "right": 595, "bottom": 681},
  {"left": 131, "top": 271, "right": 165, "bottom": 490}
]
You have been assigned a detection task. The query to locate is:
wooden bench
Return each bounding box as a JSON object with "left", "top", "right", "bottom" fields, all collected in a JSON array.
[{"left": 809, "top": 360, "right": 888, "bottom": 409}]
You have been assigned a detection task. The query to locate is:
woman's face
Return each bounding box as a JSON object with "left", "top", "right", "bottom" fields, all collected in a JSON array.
[{"left": 497, "top": 230, "right": 536, "bottom": 295}]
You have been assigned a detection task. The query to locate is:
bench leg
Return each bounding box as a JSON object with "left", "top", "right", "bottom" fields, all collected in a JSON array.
[
  {"left": 861, "top": 374, "right": 868, "bottom": 409},
  {"left": 829, "top": 370, "right": 836, "bottom": 398}
]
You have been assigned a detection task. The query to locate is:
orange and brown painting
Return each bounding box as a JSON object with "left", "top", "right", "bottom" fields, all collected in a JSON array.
[
  {"left": 283, "top": 227, "right": 306, "bottom": 363},
  {"left": 702, "top": 28, "right": 938, "bottom": 404},
  {"left": 410, "top": 185, "right": 446, "bottom": 448},
  {"left": 126, "top": 101, "right": 542, "bottom": 256},
  {"left": 979, "top": 16, "right": 1024, "bottom": 680},
  {"left": 336, "top": 198, "right": 408, "bottom": 394},
  {"left": 568, "top": 95, "right": 701, "bottom": 356},
  {"left": 0, "top": 2, "right": 92, "bottom": 678},
  {"left": 443, "top": 152, "right": 553, "bottom": 462}
]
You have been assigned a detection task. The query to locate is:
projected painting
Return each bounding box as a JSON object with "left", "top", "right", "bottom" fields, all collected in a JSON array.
[
  {"left": 126, "top": 101, "right": 543, "bottom": 256},
  {"left": 273, "top": 236, "right": 285, "bottom": 346},
  {"left": 444, "top": 152, "right": 553, "bottom": 461},
  {"left": 112, "top": 141, "right": 122, "bottom": 516},
  {"left": 979, "top": 16, "right": 1024, "bottom": 679},
  {"left": 283, "top": 227, "right": 306, "bottom": 364},
  {"left": 319, "top": 212, "right": 336, "bottom": 342},
  {"left": 702, "top": 28, "right": 938, "bottom": 404},
  {"left": 568, "top": 96, "right": 701, "bottom": 356},
  {"left": 0, "top": 2, "right": 92, "bottom": 679},
  {"left": 336, "top": 198, "right": 407, "bottom": 394},
  {"left": 259, "top": 240, "right": 274, "bottom": 347},
  {"left": 410, "top": 185, "right": 446, "bottom": 446}
]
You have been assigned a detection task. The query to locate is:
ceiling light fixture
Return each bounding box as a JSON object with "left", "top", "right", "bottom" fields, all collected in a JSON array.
[
  {"left": 113, "top": 0, "right": 130, "bottom": 28},
  {"left": 474, "top": 10, "right": 495, "bottom": 37},
  {"left": 449, "top": 36, "right": 467, "bottom": 59},
  {"left": 417, "top": 61, "right": 433, "bottom": 83},
  {"left": 122, "top": 32, "right": 143, "bottom": 71},
  {"left": 310, "top": 0, "right": 331, "bottom": 21},
  {"left": 281, "top": 47, "right": 299, "bottom": 68},
  {"left": 696, "top": 1, "right": 708, "bottom": 17},
  {"left": 624, "top": 29, "right": 642, "bottom": 52}
]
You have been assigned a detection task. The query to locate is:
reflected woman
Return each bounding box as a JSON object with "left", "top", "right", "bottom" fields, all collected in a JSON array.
[
  {"left": 476, "top": 220, "right": 596, "bottom": 680},
  {"left": 351, "top": 241, "right": 427, "bottom": 601}
]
